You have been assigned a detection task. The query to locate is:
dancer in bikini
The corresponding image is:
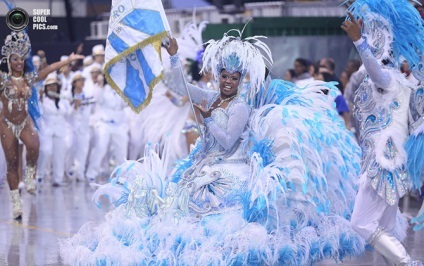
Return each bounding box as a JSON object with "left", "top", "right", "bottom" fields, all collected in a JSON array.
[{"left": 0, "top": 31, "right": 83, "bottom": 219}]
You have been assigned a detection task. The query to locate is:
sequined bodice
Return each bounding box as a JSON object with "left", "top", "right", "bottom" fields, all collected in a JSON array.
[
  {"left": 0, "top": 73, "right": 35, "bottom": 114},
  {"left": 3, "top": 82, "right": 32, "bottom": 113},
  {"left": 204, "top": 108, "right": 229, "bottom": 153}
]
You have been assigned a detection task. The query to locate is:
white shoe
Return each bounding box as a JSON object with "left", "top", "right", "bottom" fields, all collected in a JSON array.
[
  {"left": 10, "top": 189, "right": 22, "bottom": 219},
  {"left": 370, "top": 227, "right": 422, "bottom": 266},
  {"left": 24, "top": 165, "right": 37, "bottom": 194}
]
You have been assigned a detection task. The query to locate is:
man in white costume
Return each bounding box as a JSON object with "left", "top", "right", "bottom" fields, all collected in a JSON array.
[
  {"left": 69, "top": 73, "right": 94, "bottom": 182},
  {"left": 37, "top": 75, "right": 72, "bottom": 186},
  {"left": 342, "top": 1, "right": 424, "bottom": 264},
  {"left": 85, "top": 74, "right": 128, "bottom": 182}
]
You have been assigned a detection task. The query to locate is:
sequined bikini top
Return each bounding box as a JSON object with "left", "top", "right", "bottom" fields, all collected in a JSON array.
[{"left": 0, "top": 73, "right": 34, "bottom": 113}]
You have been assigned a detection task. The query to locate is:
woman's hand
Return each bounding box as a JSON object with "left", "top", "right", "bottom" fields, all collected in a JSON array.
[
  {"left": 164, "top": 37, "right": 178, "bottom": 56},
  {"left": 73, "top": 99, "right": 81, "bottom": 110},
  {"left": 341, "top": 12, "right": 362, "bottom": 42},
  {"left": 194, "top": 99, "right": 212, "bottom": 119},
  {"left": 37, "top": 50, "right": 46, "bottom": 58},
  {"left": 68, "top": 52, "right": 85, "bottom": 63}
]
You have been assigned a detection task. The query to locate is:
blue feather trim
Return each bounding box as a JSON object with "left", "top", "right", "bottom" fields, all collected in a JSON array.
[
  {"left": 171, "top": 140, "right": 202, "bottom": 183},
  {"left": 249, "top": 134, "right": 275, "bottom": 167},
  {"left": 345, "top": 0, "right": 424, "bottom": 70},
  {"left": 404, "top": 133, "right": 424, "bottom": 191}
]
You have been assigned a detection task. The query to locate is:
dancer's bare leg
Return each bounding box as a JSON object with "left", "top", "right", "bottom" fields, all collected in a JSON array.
[
  {"left": 0, "top": 117, "right": 22, "bottom": 219},
  {"left": 0, "top": 118, "right": 20, "bottom": 190},
  {"left": 18, "top": 144, "right": 23, "bottom": 191},
  {"left": 19, "top": 120, "right": 39, "bottom": 193}
]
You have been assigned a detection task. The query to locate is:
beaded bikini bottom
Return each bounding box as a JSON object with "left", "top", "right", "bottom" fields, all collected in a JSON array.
[{"left": 3, "top": 116, "right": 28, "bottom": 139}]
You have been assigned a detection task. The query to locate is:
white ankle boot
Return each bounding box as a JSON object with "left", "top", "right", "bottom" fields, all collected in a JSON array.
[
  {"left": 369, "top": 227, "right": 422, "bottom": 266},
  {"left": 10, "top": 189, "right": 22, "bottom": 219},
  {"left": 24, "top": 165, "right": 36, "bottom": 194}
]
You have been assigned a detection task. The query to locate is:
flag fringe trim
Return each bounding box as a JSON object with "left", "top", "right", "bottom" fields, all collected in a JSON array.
[{"left": 104, "top": 31, "right": 168, "bottom": 113}]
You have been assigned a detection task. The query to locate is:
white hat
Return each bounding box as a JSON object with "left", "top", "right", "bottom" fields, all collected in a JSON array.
[
  {"left": 83, "top": 55, "right": 93, "bottom": 66},
  {"left": 60, "top": 55, "right": 69, "bottom": 61},
  {"left": 72, "top": 71, "right": 85, "bottom": 83},
  {"left": 90, "top": 63, "right": 102, "bottom": 73},
  {"left": 92, "top": 44, "right": 105, "bottom": 56},
  {"left": 44, "top": 73, "right": 59, "bottom": 86}
]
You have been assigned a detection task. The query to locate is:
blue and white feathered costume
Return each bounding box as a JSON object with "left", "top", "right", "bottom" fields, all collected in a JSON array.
[
  {"left": 60, "top": 32, "right": 365, "bottom": 265},
  {"left": 344, "top": 0, "right": 424, "bottom": 264}
]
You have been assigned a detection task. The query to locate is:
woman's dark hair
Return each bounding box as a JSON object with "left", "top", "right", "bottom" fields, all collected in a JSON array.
[
  {"left": 44, "top": 82, "right": 61, "bottom": 109},
  {"left": 319, "top": 71, "right": 344, "bottom": 94},
  {"left": 320, "top": 72, "right": 333, "bottom": 83},
  {"left": 287, "top": 69, "right": 295, "bottom": 79},
  {"left": 103, "top": 74, "right": 108, "bottom": 86},
  {"left": 295, "top": 58, "right": 310, "bottom": 73},
  {"left": 71, "top": 79, "right": 82, "bottom": 97}
]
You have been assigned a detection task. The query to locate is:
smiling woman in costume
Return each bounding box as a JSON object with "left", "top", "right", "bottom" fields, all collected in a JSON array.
[{"left": 60, "top": 29, "right": 364, "bottom": 265}]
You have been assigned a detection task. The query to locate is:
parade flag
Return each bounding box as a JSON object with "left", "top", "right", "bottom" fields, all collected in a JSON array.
[{"left": 104, "top": 0, "right": 171, "bottom": 112}]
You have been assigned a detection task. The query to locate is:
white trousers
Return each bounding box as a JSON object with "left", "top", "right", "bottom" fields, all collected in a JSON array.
[
  {"left": 37, "top": 132, "right": 66, "bottom": 183},
  {"left": 350, "top": 180, "right": 398, "bottom": 241},
  {"left": 64, "top": 121, "right": 74, "bottom": 173},
  {"left": 86, "top": 122, "right": 128, "bottom": 179},
  {"left": 72, "top": 129, "right": 91, "bottom": 180}
]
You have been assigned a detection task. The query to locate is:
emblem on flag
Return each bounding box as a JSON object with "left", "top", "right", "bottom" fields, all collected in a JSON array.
[{"left": 105, "top": 0, "right": 171, "bottom": 112}]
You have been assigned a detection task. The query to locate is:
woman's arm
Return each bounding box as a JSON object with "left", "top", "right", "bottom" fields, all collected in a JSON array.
[
  {"left": 36, "top": 53, "right": 84, "bottom": 81},
  {"left": 204, "top": 102, "right": 250, "bottom": 150},
  {"left": 165, "top": 38, "right": 218, "bottom": 108},
  {"left": 168, "top": 54, "right": 218, "bottom": 107},
  {"left": 341, "top": 12, "right": 391, "bottom": 90}
]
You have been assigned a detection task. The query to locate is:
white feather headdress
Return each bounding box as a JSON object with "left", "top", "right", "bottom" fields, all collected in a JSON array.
[
  {"left": 176, "top": 15, "right": 208, "bottom": 62},
  {"left": 200, "top": 28, "right": 273, "bottom": 100}
]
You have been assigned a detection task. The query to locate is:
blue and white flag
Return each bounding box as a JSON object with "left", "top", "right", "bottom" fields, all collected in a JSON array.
[{"left": 105, "top": 0, "right": 171, "bottom": 113}]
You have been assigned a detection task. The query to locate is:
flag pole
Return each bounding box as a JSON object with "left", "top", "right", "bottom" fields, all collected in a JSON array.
[
  {"left": 177, "top": 64, "right": 206, "bottom": 149},
  {"left": 165, "top": 30, "right": 205, "bottom": 149}
]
